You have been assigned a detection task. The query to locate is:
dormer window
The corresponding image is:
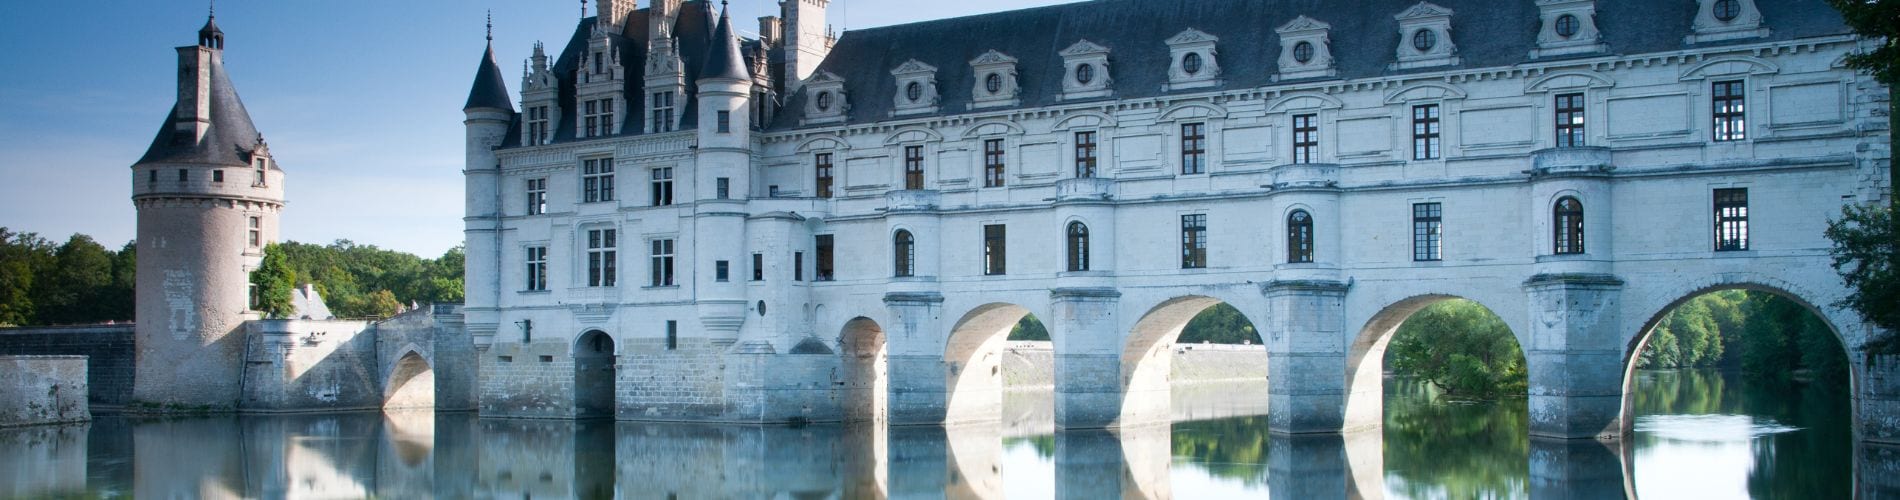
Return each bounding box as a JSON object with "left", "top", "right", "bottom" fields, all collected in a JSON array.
[
  {"left": 1275, "top": 17, "right": 1336, "bottom": 81},
  {"left": 801, "top": 71, "right": 849, "bottom": 126},
  {"left": 1075, "top": 64, "right": 1094, "bottom": 85},
  {"left": 649, "top": 91, "right": 674, "bottom": 133},
  {"left": 816, "top": 91, "right": 833, "bottom": 111},
  {"left": 1555, "top": 15, "right": 1580, "bottom": 38},
  {"left": 891, "top": 60, "right": 940, "bottom": 116},
  {"left": 1391, "top": 2, "right": 1459, "bottom": 70},
  {"left": 1688, "top": 0, "right": 1767, "bottom": 43},
  {"left": 969, "top": 50, "right": 1021, "bottom": 109},
  {"left": 1714, "top": 0, "right": 1740, "bottom": 21},
  {"left": 906, "top": 82, "right": 922, "bottom": 102},
  {"left": 1058, "top": 39, "right": 1112, "bottom": 101},
  {"left": 1164, "top": 28, "right": 1221, "bottom": 90},
  {"left": 985, "top": 73, "right": 1003, "bottom": 94},
  {"left": 253, "top": 158, "right": 267, "bottom": 186},
  {"left": 1294, "top": 42, "right": 1314, "bottom": 63},
  {"left": 1531, "top": 0, "right": 1607, "bottom": 58},
  {"left": 1412, "top": 29, "right": 1436, "bottom": 52},
  {"left": 1182, "top": 53, "right": 1203, "bottom": 75}
]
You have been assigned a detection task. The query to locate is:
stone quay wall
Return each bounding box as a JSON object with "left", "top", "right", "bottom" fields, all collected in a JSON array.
[
  {"left": 0, "top": 326, "right": 134, "bottom": 408},
  {"left": 0, "top": 356, "right": 90, "bottom": 427}
]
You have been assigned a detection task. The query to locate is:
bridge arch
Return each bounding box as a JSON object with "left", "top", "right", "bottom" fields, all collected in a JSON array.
[
  {"left": 944, "top": 302, "right": 1043, "bottom": 425},
  {"left": 1119, "top": 294, "right": 1265, "bottom": 424},
  {"left": 841, "top": 317, "right": 888, "bottom": 423},
  {"left": 573, "top": 329, "right": 617, "bottom": 418},
  {"left": 1344, "top": 293, "right": 1527, "bottom": 432},
  {"left": 384, "top": 348, "right": 434, "bottom": 411}
]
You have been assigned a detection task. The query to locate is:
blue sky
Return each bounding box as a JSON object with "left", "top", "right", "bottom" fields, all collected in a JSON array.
[{"left": 0, "top": 0, "right": 1075, "bottom": 256}]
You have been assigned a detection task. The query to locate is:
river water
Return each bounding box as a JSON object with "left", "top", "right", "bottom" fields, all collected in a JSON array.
[{"left": 0, "top": 369, "right": 1858, "bottom": 498}]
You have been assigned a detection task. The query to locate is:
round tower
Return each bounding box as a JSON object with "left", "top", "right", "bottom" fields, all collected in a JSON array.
[
  {"left": 463, "top": 26, "right": 516, "bottom": 351},
  {"left": 131, "top": 16, "right": 286, "bottom": 409},
  {"left": 696, "top": 4, "right": 759, "bottom": 346}
]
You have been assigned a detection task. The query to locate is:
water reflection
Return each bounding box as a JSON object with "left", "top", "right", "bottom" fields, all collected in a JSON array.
[{"left": 0, "top": 370, "right": 1862, "bottom": 499}]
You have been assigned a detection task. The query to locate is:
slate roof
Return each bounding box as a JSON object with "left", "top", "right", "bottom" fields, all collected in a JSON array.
[
  {"left": 772, "top": 0, "right": 1851, "bottom": 130},
  {"left": 136, "top": 53, "right": 262, "bottom": 167},
  {"left": 465, "top": 44, "right": 516, "bottom": 111},
  {"left": 700, "top": 6, "right": 749, "bottom": 81}
]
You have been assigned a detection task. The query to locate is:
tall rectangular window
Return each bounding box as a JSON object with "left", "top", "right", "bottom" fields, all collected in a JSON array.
[
  {"left": 904, "top": 145, "right": 925, "bottom": 190},
  {"left": 525, "top": 246, "right": 548, "bottom": 291},
  {"left": 665, "top": 320, "right": 678, "bottom": 350},
  {"left": 1074, "top": 131, "right": 1098, "bottom": 178},
  {"left": 814, "top": 153, "right": 834, "bottom": 198},
  {"left": 1181, "top": 123, "right": 1206, "bottom": 174},
  {"left": 526, "top": 178, "right": 547, "bottom": 215},
  {"left": 212, "top": 170, "right": 224, "bottom": 183},
  {"left": 715, "top": 177, "right": 730, "bottom": 199},
  {"left": 650, "top": 167, "right": 674, "bottom": 206},
  {"left": 983, "top": 224, "right": 1007, "bottom": 276},
  {"left": 247, "top": 217, "right": 261, "bottom": 248},
  {"left": 716, "top": 110, "right": 731, "bottom": 133},
  {"left": 1181, "top": 214, "right": 1207, "bottom": 269},
  {"left": 983, "top": 139, "right": 1007, "bottom": 188},
  {"left": 582, "top": 158, "right": 615, "bottom": 203},
  {"left": 752, "top": 253, "right": 765, "bottom": 281},
  {"left": 1412, "top": 104, "right": 1441, "bottom": 160},
  {"left": 1413, "top": 203, "right": 1443, "bottom": 262},
  {"left": 1293, "top": 114, "right": 1319, "bottom": 164},
  {"left": 584, "top": 100, "right": 597, "bottom": 138},
  {"left": 1555, "top": 93, "right": 1586, "bottom": 148},
  {"left": 527, "top": 105, "right": 550, "bottom": 145},
  {"left": 587, "top": 229, "right": 618, "bottom": 287},
  {"left": 715, "top": 260, "right": 730, "bottom": 282},
  {"left": 650, "top": 91, "right": 675, "bottom": 133},
  {"left": 794, "top": 251, "right": 805, "bottom": 281},
  {"left": 649, "top": 238, "right": 676, "bottom": 287},
  {"left": 1714, "top": 188, "right": 1750, "bottom": 251},
  {"left": 1713, "top": 80, "right": 1746, "bottom": 142},
  {"left": 814, "top": 235, "right": 835, "bottom": 281},
  {"left": 253, "top": 158, "right": 267, "bottom": 186},
  {"left": 178, "top": 169, "right": 188, "bottom": 182},
  {"left": 583, "top": 98, "right": 613, "bottom": 138}
]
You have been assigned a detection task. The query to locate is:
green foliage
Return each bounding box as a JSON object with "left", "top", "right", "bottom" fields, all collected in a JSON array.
[
  {"left": 1007, "top": 314, "right": 1049, "bottom": 341},
  {"left": 1825, "top": 0, "right": 1900, "bottom": 87},
  {"left": 1638, "top": 290, "right": 1746, "bottom": 368},
  {"left": 1741, "top": 291, "right": 1848, "bottom": 385},
  {"left": 273, "top": 240, "right": 465, "bottom": 318},
  {"left": 1825, "top": 202, "right": 1899, "bottom": 346},
  {"left": 249, "top": 244, "right": 297, "bottom": 319},
  {"left": 1382, "top": 377, "right": 1529, "bottom": 499},
  {"left": 1178, "top": 302, "right": 1262, "bottom": 344},
  {"left": 0, "top": 229, "right": 133, "bottom": 326},
  {"left": 1384, "top": 299, "right": 1527, "bottom": 398}
]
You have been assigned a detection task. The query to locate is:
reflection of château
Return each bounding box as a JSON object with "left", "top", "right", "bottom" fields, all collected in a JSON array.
[{"left": 463, "top": 0, "right": 1893, "bottom": 440}]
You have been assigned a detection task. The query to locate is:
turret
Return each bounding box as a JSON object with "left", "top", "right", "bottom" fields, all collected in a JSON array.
[
  {"left": 695, "top": 4, "right": 758, "bottom": 346},
  {"left": 131, "top": 14, "right": 285, "bottom": 409},
  {"left": 464, "top": 24, "right": 515, "bottom": 352}
]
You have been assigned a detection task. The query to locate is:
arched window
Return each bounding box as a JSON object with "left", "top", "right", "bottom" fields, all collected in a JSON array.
[
  {"left": 893, "top": 230, "right": 915, "bottom": 277},
  {"left": 1067, "top": 222, "right": 1090, "bottom": 272},
  {"left": 1287, "top": 210, "right": 1314, "bottom": 263},
  {"left": 1553, "top": 197, "right": 1585, "bottom": 254}
]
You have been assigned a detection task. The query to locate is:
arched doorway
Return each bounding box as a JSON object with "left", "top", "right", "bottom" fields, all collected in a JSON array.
[
  {"left": 1621, "top": 285, "right": 1853, "bottom": 498},
  {"left": 842, "top": 317, "right": 888, "bottom": 423},
  {"left": 574, "top": 330, "right": 617, "bottom": 418},
  {"left": 384, "top": 351, "right": 434, "bottom": 411},
  {"left": 945, "top": 303, "right": 1035, "bottom": 425},
  {"left": 1121, "top": 296, "right": 1264, "bottom": 425}
]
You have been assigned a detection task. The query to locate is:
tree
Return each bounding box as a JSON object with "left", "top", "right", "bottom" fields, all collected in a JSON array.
[
  {"left": 1823, "top": 0, "right": 1898, "bottom": 190},
  {"left": 35, "top": 235, "right": 118, "bottom": 324},
  {"left": 1828, "top": 202, "right": 1899, "bottom": 341},
  {"left": 0, "top": 228, "right": 54, "bottom": 326},
  {"left": 1178, "top": 303, "right": 1262, "bottom": 344},
  {"left": 362, "top": 289, "right": 403, "bottom": 318},
  {"left": 1385, "top": 299, "right": 1527, "bottom": 398},
  {"left": 250, "top": 243, "right": 297, "bottom": 319},
  {"left": 1008, "top": 314, "right": 1049, "bottom": 341}
]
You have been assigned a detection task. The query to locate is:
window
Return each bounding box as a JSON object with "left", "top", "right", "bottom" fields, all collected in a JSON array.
[
  {"left": 983, "top": 224, "right": 1007, "bottom": 275},
  {"left": 583, "top": 98, "right": 614, "bottom": 138},
  {"left": 1181, "top": 123, "right": 1206, "bottom": 175},
  {"left": 178, "top": 169, "right": 188, "bottom": 182},
  {"left": 1714, "top": 0, "right": 1741, "bottom": 21},
  {"left": 253, "top": 158, "right": 267, "bottom": 186},
  {"left": 1074, "top": 131, "right": 1098, "bottom": 178},
  {"left": 587, "top": 229, "right": 618, "bottom": 287},
  {"left": 1288, "top": 210, "right": 1314, "bottom": 263},
  {"left": 1066, "top": 221, "right": 1090, "bottom": 272},
  {"left": 716, "top": 110, "right": 731, "bottom": 133},
  {"left": 665, "top": 320, "right": 678, "bottom": 350},
  {"left": 1714, "top": 188, "right": 1749, "bottom": 251},
  {"left": 650, "top": 167, "right": 674, "bottom": 206},
  {"left": 527, "top": 105, "right": 550, "bottom": 145},
  {"left": 752, "top": 253, "right": 765, "bottom": 281},
  {"left": 650, "top": 91, "right": 675, "bottom": 133},
  {"left": 592, "top": 52, "right": 603, "bottom": 74},
  {"left": 247, "top": 217, "right": 261, "bottom": 248},
  {"left": 1293, "top": 114, "right": 1319, "bottom": 164},
  {"left": 1555, "top": 93, "right": 1586, "bottom": 148},
  {"left": 815, "top": 91, "right": 833, "bottom": 111},
  {"left": 814, "top": 153, "right": 834, "bottom": 198},
  {"left": 1412, "top": 30, "right": 1436, "bottom": 52},
  {"left": 649, "top": 238, "right": 676, "bottom": 286},
  {"left": 1552, "top": 197, "right": 1586, "bottom": 255},
  {"left": 814, "top": 235, "right": 835, "bottom": 281},
  {"left": 212, "top": 170, "right": 224, "bottom": 183},
  {"left": 147, "top": 170, "right": 156, "bottom": 183},
  {"left": 1412, "top": 104, "right": 1441, "bottom": 160},
  {"left": 794, "top": 251, "right": 805, "bottom": 281},
  {"left": 983, "top": 139, "right": 1006, "bottom": 188},
  {"left": 715, "top": 260, "right": 730, "bottom": 282},
  {"left": 526, "top": 246, "right": 548, "bottom": 291},
  {"left": 716, "top": 177, "right": 730, "bottom": 199},
  {"left": 904, "top": 145, "right": 925, "bottom": 190},
  {"left": 1413, "top": 203, "right": 1442, "bottom": 261},
  {"left": 1181, "top": 214, "right": 1207, "bottom": 269},
  {"left": 1555, "top": 14, "right": 1580, "bottom": 38},
  {"left": 1075, "top": 63, "right": 1094, "bottom": 85},
  {"left": 1713, "top": 80, "right": 1746, "bottom": 142},
  {"left": 526, "top": 178, "right": 547, "bottom": 215},
  {"left": 985, "top": 73, "right": 1003, "bottom": 94},
  {"left": 1182, "top": 52, "right": 1203, "bottom": 75},
  {"left": 582, "top": 158, "right": 615, "bottom": 203},
  {"left": 893, "top": 230, "right": 915, "bottom": 277},
  {"left": 906, "top": 82, "right": 922, "bottom": 102},
  {"left": 1293, "top": 42, "right": 1314, "bottom": 63}
]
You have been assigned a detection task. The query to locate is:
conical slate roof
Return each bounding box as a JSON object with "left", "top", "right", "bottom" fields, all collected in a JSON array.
[
  {"left": 464, "top": 44, "right": 515, "bottom": 111},
  {"left": 698, "top": 5, "right": 748, "bottom": 82},
  {"left": 135, "top": 54, "right": 260, "bottom": 167}
]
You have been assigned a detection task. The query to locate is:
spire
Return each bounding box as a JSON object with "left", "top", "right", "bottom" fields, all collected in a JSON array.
[
  {"left": 464, "top": 20, "right": 515, "bottom": 112},
  {"left": 698, "top": 1, "right": 749, "bottom": 82},
  {"left": 486, "top": 10, "right": 493, "bottom": 42}
]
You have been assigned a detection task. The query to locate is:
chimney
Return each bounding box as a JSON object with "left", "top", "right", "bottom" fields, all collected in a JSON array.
[
  {"left": 595, "top": 0, "right": 637, "bottom": 33},
  {"left": 173, "top": 45, "right": 215, "bottom": 144},
  {"left": 759, "top": 16, "right": 783, "bottom": 46}
]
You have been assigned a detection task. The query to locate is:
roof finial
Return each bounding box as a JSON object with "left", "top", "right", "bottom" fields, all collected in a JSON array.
[
  {"left": 580, "top": 0, "right": 586, "bottom": 20},
  {"left": 208, "top": 0, "right": 215, "bottom": 19},
  {"left": 486, "top": 10, "right": 493, "bottom": 42}
]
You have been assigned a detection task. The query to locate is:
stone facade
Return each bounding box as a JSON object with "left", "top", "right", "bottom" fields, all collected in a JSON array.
[
  {"left": 467, "top": 0, "right": 1891, "bottom": 438},
  {"left": 0, "top": 326, "right": 134, "bottom": 408},
  {"left": 0, "top": 356, "right": 89, "bottom": 427}
]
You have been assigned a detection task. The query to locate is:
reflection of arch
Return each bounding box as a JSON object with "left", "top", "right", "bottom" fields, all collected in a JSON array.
[
  {"left": 1344, "top": 295, "right": 1521, "bottom": 431},
  {"left": 1618, "top": 281, "right": 1854, "bottom": 434},
  {"left": 1121, "top": 296, "right": 1260, "bottom": 424},
  {"left": 574, "top": 330, "right": 617, "bottom": 418},
  {"left": 841, "top": 317, "right": 888, "bottom": 423},
  {"left": 944, "top": 303, "right": 1033, "bottom": 424},
  {"left": 384, "top": 350, "right": 434, "bottom": 411}
]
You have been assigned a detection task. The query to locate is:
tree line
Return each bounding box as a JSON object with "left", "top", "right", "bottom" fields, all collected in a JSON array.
[
  {"left": 251, "top": 240, "right": 464, "bottom": 319},
  {"left": 0, "top": 228, "right": 135, "bottom": 327}
]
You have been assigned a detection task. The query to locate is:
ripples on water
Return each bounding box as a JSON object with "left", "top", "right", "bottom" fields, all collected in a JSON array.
[{"left": 0, "top": 370, "right": 1852, "bottom": 498}]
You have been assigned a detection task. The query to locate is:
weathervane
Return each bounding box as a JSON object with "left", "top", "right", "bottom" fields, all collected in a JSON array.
[{"left": 486, "top": 10, "right": 493, "bottom": 42}]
